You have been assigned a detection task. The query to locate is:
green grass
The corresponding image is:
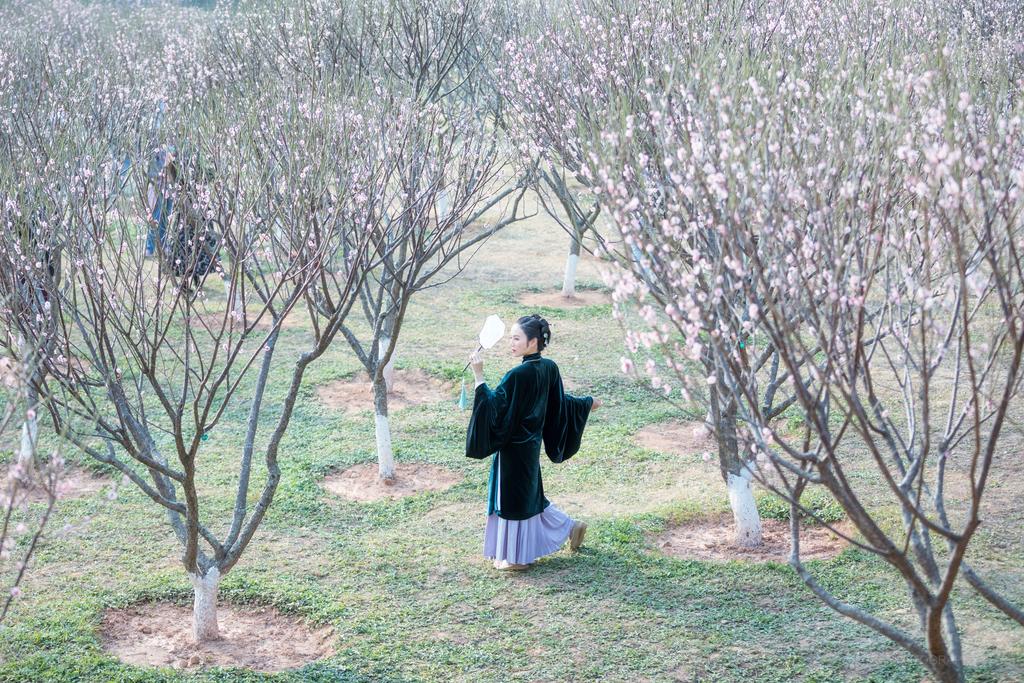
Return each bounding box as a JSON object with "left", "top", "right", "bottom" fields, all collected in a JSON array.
[
  {"left": 756, "top": 489, "right": 846, "bottom": 525},
  {"left": 0, "top": 208, "right": 1022, "bottom": 682}
]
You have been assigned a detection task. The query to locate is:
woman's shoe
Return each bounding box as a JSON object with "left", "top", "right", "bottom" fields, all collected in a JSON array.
[
  {"left": 569, "top": 521, "right": 587, "bottom": 551},
  {"left": 495, "top": 560, "right": 530, "bottom": 571}
]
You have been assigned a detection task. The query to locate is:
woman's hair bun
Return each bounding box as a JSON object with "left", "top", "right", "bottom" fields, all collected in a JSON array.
[{"left": 517, "top": 313, "right": 551, "bottom": 351}]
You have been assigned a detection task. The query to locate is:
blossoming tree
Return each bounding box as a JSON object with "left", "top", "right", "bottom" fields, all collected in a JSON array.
[
  {"left": 587, "top": 5, "right": 1024, "bottom": 679},
  {"left": 260, "top": 0, "right": 531, "bottom": 483},
  {"left": 0, "top": 5, "right": 385, "bottom": 642}
]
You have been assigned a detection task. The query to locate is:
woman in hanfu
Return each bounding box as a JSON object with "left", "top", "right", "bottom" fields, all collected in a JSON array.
[{"left": 466, "top": 314, "right": 602, "bottom": 571}]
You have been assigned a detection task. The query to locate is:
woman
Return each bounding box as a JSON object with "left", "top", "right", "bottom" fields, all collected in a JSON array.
[
  {"left": 145, "top": 148, "right": 176, "bottom": 257},
  {"left": 466, "top": 314, "right": 602, "bottom": 570}
]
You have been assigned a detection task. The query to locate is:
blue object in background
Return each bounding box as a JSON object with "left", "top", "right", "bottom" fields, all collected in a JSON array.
[
  {"left": 145, "top": 145, "right": 175, "bottom": 256},
  {"left": 145, "top": 194, "right": 173, "bottom": 256}
]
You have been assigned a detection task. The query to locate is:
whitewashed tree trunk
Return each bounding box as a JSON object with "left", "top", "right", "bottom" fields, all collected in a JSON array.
[
  {"left": 711, "top": 383, "right": 763, "bottom": 548},
  {"left": 18, "top": 406, "right": 38, "bottom": 467},
  {"left": 372, "top": 373, "right": 395, "bottom": 481},
  {"left": 727, "top": 466, "right": 762, "bottom": 547},
  {"left": 375, "top": 413, "right": 395, "bottom": 481},
  {"left": 189, "top": 567, "right": 221, "bottom": 643},
  {"left": 561, "top": 232, "right": 581, "bottom": 297},
  {"left": 561, "top": 253, "right": 579, "bottom": 298},
  {"left": 375, "top": 413, "right": 395, "bottom": 480},
  {"left": 17, "top": 338, "right": 39, "bottom": 467},
  {"left": 437, "top": 187, "right": 451, "bottom": 221}
]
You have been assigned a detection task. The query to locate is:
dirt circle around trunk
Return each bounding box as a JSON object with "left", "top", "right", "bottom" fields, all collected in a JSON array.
[
  {"left": 100, "top": 602, "right": 334, "bottom": 673},
  {"left": 634, "top": 420, "right": 715, "bottom": 457},
  {"left": 518, "top": 290, "right": 610, "bottom": 309},
  {"left": 653, "top": 514, "right": 850, "bottom": 563},
  {"left": 195, "top": 310, "right": 306, "bottom": 335},
  {"left": 2, "top": 464, "right": 109, "bottom": 503},
  {"left": 316, "top": 369, "right": 454, "bottom": 414},
  {"left": 54, "top": 466, "right": 111, "bottom": 501},
  {"left": 322, "top": 461, "right": 463, "bottom": 502},
  {"left": 50, "top": 355, "right": 94, "bottom": 376}
]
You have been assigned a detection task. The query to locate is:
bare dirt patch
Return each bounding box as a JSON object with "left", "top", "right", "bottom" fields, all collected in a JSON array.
[
  {"left": 322, "top": 462, "right": 463, "bottom": 502},
  {"left": 518, "top": 290, "right": 610, "bottom": 309},
  {"left": 316, "top": 369, "right": 454, "bottom": 414},
  {"left": 2, "top": 464, "right": 109, "bottom": 503},
  {"left": 53, "top": 467, "right": 110, "bottom": 501},
  {"left": 195, "top": 310, "right": 306, "bottom": 335},
  {"left": 100, "top": 602, "right": 334, "bottom": 673},
  {"left": 634, "top": 420, "right": 715, "bottom": 457},
  {"left": 50, "top": 355, "right": 93, "bottom": 376},
  {"left": 653, "top": 514, "right": 849, "bottom": 563}
]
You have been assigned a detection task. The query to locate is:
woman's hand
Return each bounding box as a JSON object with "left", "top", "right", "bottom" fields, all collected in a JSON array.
[
  {"left": 469, "top": 350, "right": 484, "bottom": 382},
  {"left": 590, "top": 398, "right": 603, "bottom": 412}
]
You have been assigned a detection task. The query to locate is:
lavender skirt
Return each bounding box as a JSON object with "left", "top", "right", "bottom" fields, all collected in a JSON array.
[
  {"left": 483, "top": 454, "right": 576, "bottom": 566},
  {"left": 483, "top": 505, "right": 576, "bottom": 566}
]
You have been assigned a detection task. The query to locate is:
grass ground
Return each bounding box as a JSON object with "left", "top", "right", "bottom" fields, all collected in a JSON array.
[{"left": 0, "top": 195, "right": 1022, "bottom": 682}]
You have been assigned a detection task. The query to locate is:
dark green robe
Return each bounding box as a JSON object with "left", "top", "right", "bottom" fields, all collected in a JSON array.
[{"left": 465, "top": 352, "right": 593, "bottom": 520}]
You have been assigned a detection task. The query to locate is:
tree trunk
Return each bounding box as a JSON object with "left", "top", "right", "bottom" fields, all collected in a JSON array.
[
  {"left": 926, "top": 603, "right": 965, "bottom": 683},
  {"left": 18, "top": 407, "right": 38, "bottom": 466},
  {"left": 373, "top": 372, "right": 395, "bottom": 482},
  {"left": 727, "top": 466, "right": 761, "bottom": 547},
  {"left": 18, "top": 355, "right": 39, "bottom": 467},
  {"left": 189, "top": 567, "right": 221, "bottom": 643},
  {"left": 380, "top": 334, "right": 395, "bottom": 393},
  {"left": 437, "top": 187, "right": 451, "bottom": 221},
  {"left": 928, "top": 653, "right": 964, "bottom": 683},
  {"left": 713, "top": 389, "right": 762, "bottom": 547},
  {"left": 16, "top": 336, "right": 39, "bottom": 467},
  {"left": 561, "top": 231, "right": 581, "bottom": 298}
]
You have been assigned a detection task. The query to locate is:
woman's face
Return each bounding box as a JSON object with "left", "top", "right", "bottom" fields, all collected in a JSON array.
[{"left": 509, "top": 323, "right": 537, "bottom": 357}]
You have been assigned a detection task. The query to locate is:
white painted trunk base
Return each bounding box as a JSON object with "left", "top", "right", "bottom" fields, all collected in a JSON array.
[
  {"left": 16, "top": 340, "right": 37, "bottom": 466},
  {"left": 18, "top": 413, "right": 38, "bottom": 465},
  {"left": 189, "top": 567, "right": 221, "bottom": 643},
  {"left": 437, "top": 188, "right": 451, "bottom": 221},
  {"left": 375, "top": 412, "right": 395, "bottom": 480},
  {"left": 561, "top": 253, "right": 579, "bottom": 298},
  {"left": 727, "top": 467, "right": 762, "bottom": 548}
]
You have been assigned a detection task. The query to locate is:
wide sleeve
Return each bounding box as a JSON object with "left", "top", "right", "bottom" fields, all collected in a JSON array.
[
  {"left": 465, "top": 370, "right": 521, "bottom": 459},
  {"left": 542, "top": 366, "right": 593, "bottom": 464}
]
